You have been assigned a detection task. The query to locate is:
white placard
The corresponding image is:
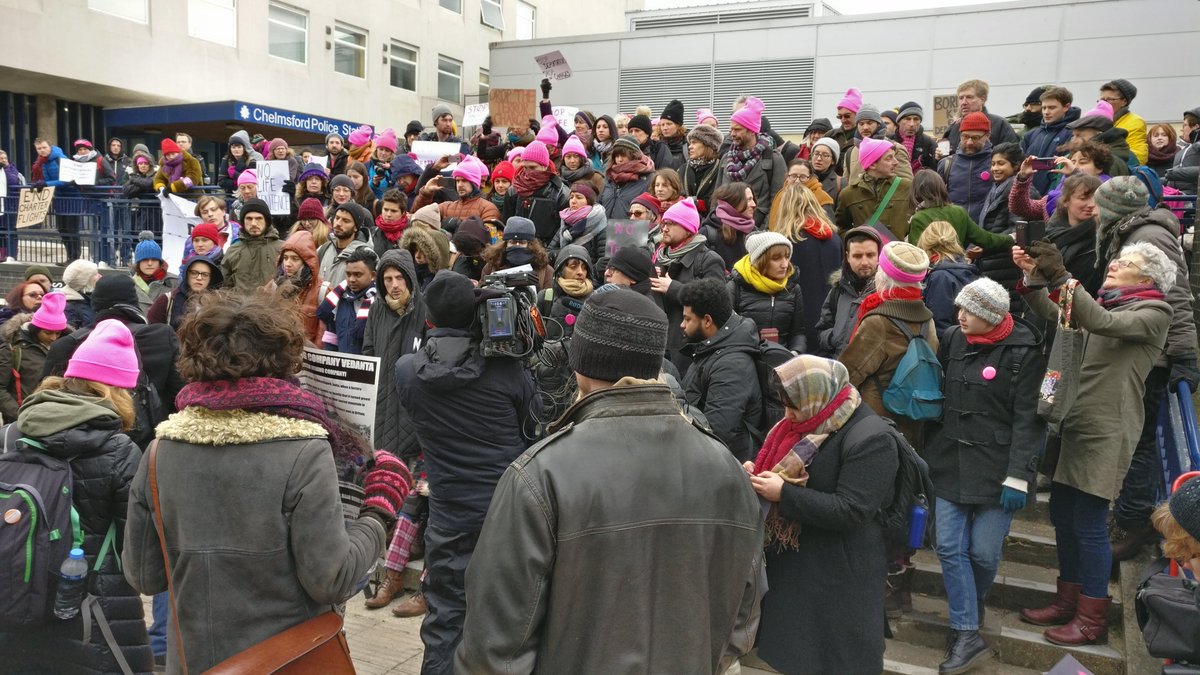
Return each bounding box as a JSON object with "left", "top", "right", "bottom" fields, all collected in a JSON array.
[
  {"left": 299, "top": 347, "right": 381, "bottom": 447},
  {"left": 257, "top": 160, "right": 291, "bottom": 215},
  {"left": 409, "top": 140, "right": 464, "bottom": 168},
  {"left": 158, "top": 193, "right": 200, "bottom": 272},
  {"left": 310, "top": 155, "right": 328, "bottom": 168},
  {"left": 0, "top": 169, "right": 6, "bottom": 215},
  {"left": 534, "top": 50, "right": 572, "bottom": 81},
  {"left": 551, "top": 106, "right": 579, "bottom": 131},
  {"left": 462, "top": 103, "right": 490, "bottom": 127},
  {"left": 59, "top": 159, "right": 97, "bottom": 186}
]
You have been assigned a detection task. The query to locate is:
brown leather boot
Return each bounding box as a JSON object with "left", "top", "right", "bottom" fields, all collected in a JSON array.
[
  {"left": 364, "top": 568, "right": 405, "bottom": 609},
  {"left": 1043, "top": 595, "right": 1110, "bottom": 646},
  {"left": 392, "top": 591, "right": 427, "bottom": 618},
  {"left": 1111, "top": 520, "right": 1159, "bottom": 561},
  {"left": 1019, "top": 578, "right": 1081, "bottom": 626}
]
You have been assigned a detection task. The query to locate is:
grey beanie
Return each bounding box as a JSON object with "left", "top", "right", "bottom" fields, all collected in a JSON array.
[
  {"left": 855, "top": 104, "right": 883, "bottom": 126},
  {"left": 1170, "top": 475, "right": 1200, "bottom": 542},
  {"left": 568, "top": 289, "right": 668, "bottom": 382},
  {"left": 686, "top": 124, "right": 723, "bottom": 153},
  {"left": 432, "top": 103, "right": 453, "bottom": 122},
  {"left": 329, "top": 174, "right": 355, "bottom": 192},
  {"left": 1094, "top": 176, "right": 1149, "bottom": 226},
  {"left": 325, "top": 132, "right": 343, "bottom": 144},
  {"left": 954, "top": 277, "right": 1009, "bottom": 326},
  {"left": 503, "top": 216, "right": 537, "bottom": 242},
  {"left": 813, "top": 137, "right": 841, "bottom": 162},
  {"left": 1106, "top": 78, "right": 1137, "bottom": 104},
  {"left": 898, "top": 102, "right": 924, "bottom": 122},
  {"left": 612, "top": 135, "right": 642, "bottom": 158}
]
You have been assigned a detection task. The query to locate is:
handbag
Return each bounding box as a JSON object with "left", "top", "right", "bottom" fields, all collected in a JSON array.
[
  {"left": 147, "top": 441, "right": 357, "bottom": 675},
  {"left": 1037, "top": 279, "right": 1084, "bottom": 433},
  {"left": 1135, "top": 557, "right": 1200, "bottom": 663}
]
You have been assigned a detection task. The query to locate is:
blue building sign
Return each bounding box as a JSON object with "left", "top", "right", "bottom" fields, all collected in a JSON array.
[
  {"left": 104, "top": 100, "right": 364, "bottom": 138},
  {"left": 231, "top": 102, "right": 359, "bottom": 137}
]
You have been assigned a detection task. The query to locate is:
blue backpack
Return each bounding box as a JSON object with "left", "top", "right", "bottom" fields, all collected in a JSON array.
[
  {"left": 879, "top": 316, "right": 944, "bottom": 421},
  {"left": 1130, "top": 165, "right": 1166, "bottom": 208}
]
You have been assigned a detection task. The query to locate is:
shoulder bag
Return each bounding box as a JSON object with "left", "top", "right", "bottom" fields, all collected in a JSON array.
[{"left": 1037, "top": 279, "right": 1084, "bottom": 433}]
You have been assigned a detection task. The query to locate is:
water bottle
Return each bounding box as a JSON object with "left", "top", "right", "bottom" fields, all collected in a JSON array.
[
  {"left": 907, "top": 498, "right": 929, "bottom": 550},
  {"left": 53, "top": 548, "right": 88, "bottom": 620}
]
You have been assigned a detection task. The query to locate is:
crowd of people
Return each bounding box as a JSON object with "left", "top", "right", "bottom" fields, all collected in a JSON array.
[{"left": 1, "top": 73, "right": 1199, "bottom": 675}]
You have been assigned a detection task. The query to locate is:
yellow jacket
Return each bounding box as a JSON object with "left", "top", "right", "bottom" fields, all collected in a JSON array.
[{"left": 1115, "top": 110, "right": 1148, "bottom": 165}]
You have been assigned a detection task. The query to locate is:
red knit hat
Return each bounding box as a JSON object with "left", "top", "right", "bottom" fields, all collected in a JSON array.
[
  {"left": 161, "top": 138, "right": 182, "bottom": 154},
  {"left": 492, "top": 160, "right": 516, "bottom": 183},
  {"left": 297, "top": 197, "right": 329, "bottom": 224},
  {"left": 631, "top": 192, "right": 662, "bottom": 218},
  {"left": 190, "top": 222, "right": 221, "bottom": 245},
  {"left": 959, "top": 112, "right": 991, "bottom": 135}
]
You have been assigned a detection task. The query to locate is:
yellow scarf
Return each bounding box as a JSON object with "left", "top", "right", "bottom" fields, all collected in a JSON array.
[{"left": 733, "top": 255, "right": 790, "bottom": 295}]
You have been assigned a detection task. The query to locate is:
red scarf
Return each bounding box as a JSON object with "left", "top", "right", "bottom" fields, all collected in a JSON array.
[
  {"left": 801, "top": 216, "right": 834, "bottom": 241},
  {"left": 512, "top": 165, "right": 555, "bottom": 197},
  {"left": 137, "top": 267, "right": 168, "bottom": 283},
  {"left": 31, "top": 156, "right": 47, "bottom": 183},
  {"left": 852, "top": 286, "right": 923, "bottom": 336},
  {"left": 965, "top": 313, "right": 1013, "bottom": 345},
  {"left": 606, "top": 155, "right": 654, "bottom": 184},
  {"left": 375, "top": 214, "right": 408, "bottom": 243},
  {"left": 1096, "top": 283, "right": 1165, "bottom": 309},
  {"left": 752, "top": 385, "right": 854, "bottom": 474}
]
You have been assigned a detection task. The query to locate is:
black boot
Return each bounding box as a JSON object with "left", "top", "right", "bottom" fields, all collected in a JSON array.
[{"left": 939, "top": 629, "right": 988, "bottom": 675}]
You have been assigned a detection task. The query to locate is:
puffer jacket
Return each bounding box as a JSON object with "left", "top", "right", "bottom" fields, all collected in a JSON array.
[
  {"left": 600, "top": 171, "right": 651, "bottom": 219},
  {"left": 923, "top": 258, "right": 980, "bottom": 340},
  {"left": 0, "top": 313, "right": 49, "bottom": 422},
  {"left": 681, "top": 314, "right": 765, "bottom": 462},
  {"left": 548, "top": 204, "right": 607, "bottom": 263},
  {"left": 1021, "top": 107, "right": 1081, "bottom": 195},
  {"left": 1, "top": 390, "right": 152, "bottom": 674},
  {"left": 363, "top": 249, "right": 426, "bottom": 460},
  {"left": 939, "top": 142, "right": 994, "bottom": 224},
  {"left": 728, "top": 270, "right": 806, "bottom": 353},
  {"left": 455, "top": 383, "right": 763, "bottom": 674}
]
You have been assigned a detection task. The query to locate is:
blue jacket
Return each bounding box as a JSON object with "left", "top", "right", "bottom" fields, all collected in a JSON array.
[
  {"left": 389, "top": 154, "right": 423, "bottom": 210},
  {"left": 316, "top": 280, "right": 375, "bottom": 354},
  {"left": 1020, "top": 107, "right": 1081, "bottom": 195},
  {"left": 941, "top": 143, "right": 993, "bottom": 225},
  {"left": 923, "top": 258, "right": 980, "bottom": 341},
  {"left": 38, "top": 146, "right": 67, "bottom": 186}
]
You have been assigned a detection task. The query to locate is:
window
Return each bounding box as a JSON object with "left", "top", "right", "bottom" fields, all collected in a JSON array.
[
  {"left": 268, "top": 2, "right": 307, "bottom": 63},
  {"left": 437, "top": 56, "right": 462, "bottom": 103},
  {"left": 389, "top": 41, "right": 417, "bottom": 92},
  {"left": 478, "top": 69, "right": 490, "bottom": 103},
  {"left": 88, "top": 0, "right": 148, "bottom": 23},
  {"left": 481, "top": 0, "right": 504, "bottom": 29},
  {"left": 439, "top": 0, "right": 462, "bottom": 12},
  {"left": 188, "top": 0, "right": 237, "bottom": 47},
  {"left": 333, "top": 23, "right": 367, "bottom": 78},
  {"left": 517, "top": 2, "right": 536, "bottom": 40}
]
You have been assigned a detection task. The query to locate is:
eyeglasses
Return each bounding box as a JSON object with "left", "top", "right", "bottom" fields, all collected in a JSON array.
[
  {"left": 785, "top": 173, "right": 808, "bottom": 182},
  {"left": 811, "top": 150, "right": 833, "bottom": 160},
  {"left": 188, "top": 271, "right": 211, "bottom": 279},
  {"left": 1099, "top": 96, "right": 1123, "bottom": 104},
  {"left": 23, "top": 292, "right": 44, "bottom": 299},
  {"left": 1112, "top": 259, "right": 1142, "bottom": 272},
  {"left": 836, "top": 113, "right": 854, "bottom": 120}
]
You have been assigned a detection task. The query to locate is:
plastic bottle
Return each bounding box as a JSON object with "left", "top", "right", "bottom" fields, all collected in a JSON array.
[
  {"left": 907, "top": 499, "right": 929, "bottom": 550},
  {"left": 53, "top": 548, "right": 88, "bottom": 620}
]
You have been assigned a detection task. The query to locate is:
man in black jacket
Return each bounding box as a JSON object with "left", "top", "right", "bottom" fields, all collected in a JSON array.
[
  {"left": 941, "top": 79, "right": 1020, "bottom": 156},
  {"left": 456, "top": 289, "right": 763, "bottom": 673},
  {"left": 815, "top": 226, "right": 882, "bottom": 358},
  {"left": 393, "top": 270, "right": 540, "bottom": 675}
]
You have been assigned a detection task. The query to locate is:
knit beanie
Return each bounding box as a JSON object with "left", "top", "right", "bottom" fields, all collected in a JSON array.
[
  {"left": 959, "top": 112, "right": 992, "bottom": 135},
  {"left": 423, "top": 271, "right": 476, "bottom": 330},
  {"left": 687, "top": 124, "right": 723, "bottom": 153},
  {"left": 898, "top": 102, "right": 924, "bottom": 121},
  {"left": 160, "top": 138, "right": 182, "bottom": 155},
  {"left": 882, "top": 110, "right": 898, "bottom": 127},
  {"left": 1081, "top": 100, "right": 1114, "bottom": 120},
  {"left": 452, "top": 156, "right": 484, "bottom": 189},
  {"left": 661, "top": 99, "right": 684, "bottom": 126},
  {"left": 855, "top": 104, "right": 883, "bottom": 126},
  {"left": 522, "top": 141, "right": 551, "bottom": 168},
  {"left": 612, "top": 136, "right": 642, "bottom": 159},
  {"left": 696, "top": 108, "right": 718, "bottom": 127},
  {"left": 452, "top": 217, "right": 491, "bottom": 256},
  {"left": 574, "top": 110, "right": 596, "bottom": 130},
  {"left": 662, "top": 198, "right": 701, "bottom": 234},
  {"left": 1025, "top": 86, "right": 1051, "bottom": 106},
  {"left": 412, "top": 203, "right": 442, "bottom": 230},
  {"left": 239, "top": 199, "right": 272, "bottom": 225},
  {"left": 298, "top": 162, "right": 327, "bottom": 184},
  {"left": 569, "top": 182, "right": 596, "bottom": 205},
  {"left": 375, "top": 128, "right": 399, "bottom": 153},
  {"left": 568, "top": 289, "right": 668, "bottom": 382},
  {"left": 804, "top": 118, "right": 833, "bottom": 136},
  {"left": 631, "top": 193, "right": 662, "bottom": 218},
  {"left": 297, "top": 198, "right": 329, "bottom": 224},
  {"left": 90, "top": 275, "right": 139, "bottom": 313},
  {"left": 491, "top": 160, "right": 516, "bottom": 184},
  {"left": 348, "top": 125, "right": 373, "bottom": 147},
  {"left": 23, "top": 265, "right": 51, "bottom": 284},
  {"left": 837, "top": 87, "right": 863, "bottom": 114},
  {"left": 506, "top": 146, "right": 525, "bottom": 162},
  {"left": 628, "top": 115, "right": 653, "bottom": 137},
  {"left": 813, "top": 137, "right": 841, "bottom": 162},
  {"left": 1169, "top": 475, "right": 1200, "bottom": 542},
  {"left": 236, "top": 169, "right": 258, "bottom": 187},
  {"left": 879, "top": 241, "right": 929, "bottom": 285},
  {"left": 31, "top": 292, "right": 68, "bottom": 332},
  {"left": 405, "top": 120, "right": 424, "bottom": 137},
  {"left": 190, "top": 222, "right": 221, "bottom": 245},
  {"left": 746, "top": 231, "right": 793, "bottom": 264},
  {"left": 65, "top": 319, "right": 140, "bottom": 389},
  {"left": 608, "top": 246, "right": 654, "bottom": 284},
  {"left": 536, "top": 116, "right": 560, "bottom": 146},
  {"left": 562, "top": 135, "right": 588, "bottom": 159},
  {"left": 134, "top": 236, "right": 163, "bottom": 264},
  {"left": 268, "top": 138, "right": 288, "bottom": 156},
  {"left": 431, "top": 103, "right": 452, "bottom": 123},
  {"left": 325, "top": 132, "right": 343, "bottom": 144},
  {"left": 504, "top": 217, "right": 537, "bottom": 242},
  {"left": 62, "top": 259, "right": 100, "bottom": 294},
  {"left": 1094, "top": 176, "right": 1150, "bottom": 226},
  {"left": 730, "top": 97, "right": 764, "bottom": 135},
  {"left": 858, "top": 137, "right": 893, "bottom": 170},
  {"left": 330, "top": 174, "right": 354, "bottom": 193},
  {"left": 1106, "top": 78, "right": 1137, "bottom": 104},
  {"left": 954, "top": 277, "right": 1009, "bottom": 326}
]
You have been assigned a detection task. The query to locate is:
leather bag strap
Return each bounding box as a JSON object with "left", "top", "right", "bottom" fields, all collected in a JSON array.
[{"left": 149, "top": 440, "right": 189, "bottom": 675}]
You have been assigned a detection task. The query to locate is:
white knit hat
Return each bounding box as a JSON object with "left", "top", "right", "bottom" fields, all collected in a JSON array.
[
  {"left": 813, "top": 137, "right": 841, "bottom": 162},
  {"left": 746, "top": 231, "right": 792, "bottom": 264},
  {"left": 954, "top": 277, "right": 1009, "bottom": 326}
]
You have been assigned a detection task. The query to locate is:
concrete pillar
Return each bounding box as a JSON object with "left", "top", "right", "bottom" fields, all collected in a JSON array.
[{"left": 36, "top": 94, "right": 57, "bottom": 145}]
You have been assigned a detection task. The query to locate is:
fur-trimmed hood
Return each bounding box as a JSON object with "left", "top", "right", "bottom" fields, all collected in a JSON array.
[
  {"left": 155, "top": 406, "right": 327, "bottom": 446},
  {"left": 399, "top": 225, "right": 451, "bottom": 272},
  {"left": 2, "top": 311, "right": 32, "bottom": 343}
]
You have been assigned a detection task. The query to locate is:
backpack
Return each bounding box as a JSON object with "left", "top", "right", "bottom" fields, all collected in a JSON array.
[
  {"left": 749, "top": 339, "right": 798, "bottom": 442},
  {"left": 839, "top": 412, "right": 935, "bottom": 534},
  {"left": 1130, "top": 165, "right": 1166, "bottom": 209},
  {"left": 879, "top": 316, "right": 944, "bottom": 421},
  {"left": 0, "top": 433, "right": 82, "bottom": 627}
]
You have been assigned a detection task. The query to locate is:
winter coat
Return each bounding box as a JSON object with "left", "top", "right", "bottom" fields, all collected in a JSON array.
[
  {"left": 548, "top": 205, "right": 607, "bottom": 263},
  {"left": 926, "top": 319, "right": 1045, "bottom": 504},
  {"left": 839, "top": 298, "right": 938, "bottom": 448},
  {"left": 755, "top": 404, "right": 899, "bottom": 675},
  {"left": 923, "top": 258, "right": 980, "bottom": 340},
  {"left": 938, "top": 143, "right": 994, "bottom": 224},
  {"left": 841, "top": 136, "right": 914, "bottom": 187},
  {"left": 363, "top": 250, "right": 426, "bottom": 460},
  {"left": 907, "top": 204, "right": 1013, "bottom": 252},
  {"left": 835, "top": 175, "right": 913, "bottom": 240},
  {"left": 816, "top": 270, "right": 870, "bottom": 359},
  {"left": 660, "top": 135, "right": 686, "bottom": 171},
  {"left": 502, "top": 175, "right": 571, "bottom": 243},
  {"left": 153, "top": 152, "right": 204, "bottom": 196},
  {"left": 642, "top": 139, "right": 673, "bottom": 173},
  {"left": 0, "top": 314, "right": 49, "bottom": 422},
  {"left": 978, "top": 177, "right": 1023, "bottom": 235},
  {"left": 814, "top": 166, "right": 844, "bottom": 203},
  {"left": 1, "top": 390, "right": 152, "bottom": 674},
  {"left": 399, "top": 226, "right": 451, "bottom": 291},
  {"left": 316, "top": 281, "right": 374, "bottom": 354},
  {"left": 728, "top": 271, "right": 807, "bottom": 352},
  {"left": 600, "top": 171, "right": 651, "bottom": 219},
  {"left": 681, "top": 159, "right": 722, "bottom": 214},
  {"left": 1096, "top": 127, "right": 1135, "bottom": 176},
  {"left": 393, "top": 329, "right": 540, "bottom": 532},
  {"left": 122, "top": 170, "right": 156, "bottom": 198},
  {"left": 717, "top": 144, "right": 785, "bottom": 226},
  {"left": 943, "top": 108, "right": 1019, "bottom": 153},
  {"left": 221, "top": 228, "right": 283, "bottom": 293},
  {"left": 412, "top": 192, "right": 501, "bottom": 226},
  {"left": 1114, "top": 108, "right": 1149, "bottom": 166},
  {"left": 123, "top": 405, "right": 385, "bottom": 673},
  {"left": 271, "top": 230, "right": 322, "bottom": 345},
  {"left": 681, "top": 314, "right": 765, "bottom": 462},
  {"left": 658, "top": 242, "right": 727, "bottom": 373},
  {"left": 316, "top": 239, "right": 372, "bottom": 292},
  {"left": 131, "top": 272, "right": 178, "bottom": 315},
  {"left": 699, "top": 210, "right": 751, "bottom": 271},
  {"left": 1022, "top": 286, "right": 1170, "bottom": 499},
  {"left": 147, "top": 257, "right": 224, "bottom": 332},
  {"left": 1021, "top": 107, "right": 1081, "bottom": 195},
  {"left": 891, "top": 129, "right": 938, "bottom": 172},
  {"left": 789, "top": 231, "right": 844, "bottom": 349},
  {"left": 455, "top": 383, "right": 763, "bottom": 675},
  {"left": 60, "top": 287, "right": 95, "bottom": 330},
  {"left": 1165, "top": 115, "right": 1200, "bottom": 193}
]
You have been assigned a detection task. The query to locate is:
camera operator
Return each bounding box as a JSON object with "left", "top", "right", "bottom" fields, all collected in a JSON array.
[{"left": 393, "top": 270, "right": 541, "bottom": 675}]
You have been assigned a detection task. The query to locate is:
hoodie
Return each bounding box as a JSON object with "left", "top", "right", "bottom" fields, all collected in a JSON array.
[
  {"left": 274, "top": 230, "right": 323, "bottom": 344},
  {"left": 147, "top": 256, "right": 224, "bottom": 330}
]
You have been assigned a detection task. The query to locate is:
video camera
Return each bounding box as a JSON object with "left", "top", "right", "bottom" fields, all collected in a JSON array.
[{"left": 478, "top": 270, "right": 546, "bottom": 358}]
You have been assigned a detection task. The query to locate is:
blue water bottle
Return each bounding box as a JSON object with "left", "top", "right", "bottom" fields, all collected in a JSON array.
[
  {"left": 53, "top": 548, "right": 88, "bottom": 620},
  {"left": 907, "top": 497, "right": 929, "bottom": 550}
]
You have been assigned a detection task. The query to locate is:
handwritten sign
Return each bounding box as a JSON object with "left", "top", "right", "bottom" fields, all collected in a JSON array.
[
  {"left": 551, "top": 106, "right": 579, "bottom": 131},
  {"left": 605, "top": 219, "right": 650, "bottom": 257},
  {"left": 257, "top": 160, "right": 291, "bottom": 215},
  {"left": 932, "top": 94, "right": 958, "bottom": 138},
  {"left": 534, "top": 50, "right": 572, "bottom": 81},
  {"left": 158, "top": 193, "right": 199, "bottom": 271},
  {"left": 462, "top": 103, "right": 490, "bottom": 127},
  {"left": 410, "top": 141, "right": 464, "bottom": 169},
  {"left": 489, "top": 89, "right": 537, "bottom": 128},
  {"left": 59, "top": 159, "right": 97, "bottom": 186},
  {"left": 16, "top": 187, "right": 55, "bottom": 229}
]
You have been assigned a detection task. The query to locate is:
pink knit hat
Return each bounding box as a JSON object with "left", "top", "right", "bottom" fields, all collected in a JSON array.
[
  {"left": 452, "top": 155, "right": 486, "bottom": 188},
  {"left": 375, "top": 128, "right": 398, "bottom": 152},
  {"left": 662, "top": 198, "right": 701, "bottom": 234},
  {"left": 730, "top": 97, "right": 764, "bottom": 135},
  {"left": 858, "top": 137, "right": 893, "bottom": 170},
  {"left": 348, "top": 125, "right": 373, "bottom": 147},
  {"left": 64, "top": 319, "right": 139, "bottom": 389},
  {"left": 236, "top": 169, "right": 257, "bottom": 186},
  {"left": 522, "top": 140, "right": 551, "bottom": 168},
  {"left": 506, "top": 146, "right": 525, "bottom": 162},
  {"left": 31, "top": 291, "right": 68, "bottom": 332},
  {"left": 536, "top": 116, "right": 560, "bottom": 147},
  {"left": 1082, "top": 100, "right": 1114, "bottom": 121},
  {"left": 837, "top": 87, "right": 864, "bottom": 114},
  {"left": 562, "top": 135, "right": 587, "bottom": 159},
  {"left": 696, "top": 108, "right": 718, "bottom": 127}
]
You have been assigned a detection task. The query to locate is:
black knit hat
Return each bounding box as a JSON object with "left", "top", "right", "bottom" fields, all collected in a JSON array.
[
  {"left": 568, "top": 289, "right": 668, "bottom": 382},
  {"left": 91, "top": 274, "right": 140, "bottom": 313},
  {"left": 661, "top": 100, "right": 684, "bottom": 126},
  {"left": 608, "top": 246, "right": 654, "bottom": 284},
  {"left": 239, "top": 198, "right": 272, "bottom": 225},
  {"left": 628, "top": 115, "right": 653, "bottom": 137},
  {"left": 804, "top": 118, "right": 833, "bottom": 135},
  {"left": 1170, "top": 476, "right": 1200, "bottom": 542},
  {"left": 452, "top": 216, "right": 490, "bottom": 256},
  {"left": 405, "top": 120, "right": 424, "bottom": 137},
  {"left": 423, "top": 271, "right": 476, "bottom": 330},
  {"left": 1025, "top": 86, "right": 1052, "bottom": 106},
  {"left": 1105, "top": 78, "right": 1137, "bottom": 104}
]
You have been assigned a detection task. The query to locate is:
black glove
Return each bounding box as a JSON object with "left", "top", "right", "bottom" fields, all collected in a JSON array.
[
  {"left": 482, "top": 116, "right": 493, "bottom": 136},
  {"left": 1026, "top": 240, "right": 1068, "bottom": 285},
  {"left": 540, "top": 78, "right": 552, "bottom": 99},
  {"left": 1169, "top": 354, "right": 1200, "bottom": 391}
]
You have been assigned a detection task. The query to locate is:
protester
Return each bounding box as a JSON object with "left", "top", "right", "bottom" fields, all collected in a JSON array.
[
  {"left": 829, "top": 87, "right": 864, "bottom": 154},
  {"left": 1021, "top": 87, "right": 1081, "bottom": 195},
  {"left": 700, "top": 182, "right": 757, "bottom": 270},
  {"left": 61, "top": 259, "right": 99, "bottom": 329},
  {"left": 1152, "top": 476, "right": 1200, "bottom": 576},
  {"left": 415, "top": 155, "right": 501, "bottom": 224},
  {"left": 1164, "top": 107, "right": 1200, "bottom": 194},
  {"left": 1010, "top": 141, "right": 1113, "bottom": 220},
  {"left": 122, "top": 151, "right": 157, "bottom": 198},
  {"left": 1100, "top": 78, "right": 1148, "bottom": 165},
  {"left": 682, "top": 124, "right": 723, "bottom": 213},
  {"left": 938, "top": 111, "right": 996, "bottom": 223},
  {"left": 815, "top": 226, "right": 883, "bottom": 358},
  {"left": 220, "top": 199, "right": 283, "bottom": 292},
  {"left": 840, "top": 103, "right": 913, "bottom": 186},
  {"left": 346, "top": 161, "right": 377, "bottom": 213},
  {"left": 1147, "top": 122, "right": 1179, "bottom": 178},
  {"left": 0, "top": 291, "right": 67, "bottom": 421},
  {"left": 266, "top": 230, "right": 323, "bottom": 345},
  {"left": 400, "top": 223, "right": 452, "bottom": 291},
  {"left": 218, "top": 130, "right": 256, "bottom": 193},
  {"left": 538, "top": 246, "right": 596, "bottom": 332},
  {"left": 291, "top": 197, "right": 331, "bottom": 249},
  {"left": 768, "top": 183, "right": 842, "bottom": 347},
  {"left": 547, "top": 182, "right": 606, "bottom": 263},
  {"left": 650, "top": 198, "right": 725, "bottom": 372},
  {"left": 146, "top": 256, "right": 223, "bottom": 332},
  {"left": 317, "top": 247, "right": 377, "bottom": 354},
  {"left": 0, "top": 280, "right": 45, "bottom": 323},
  {"left": 480, "top": 217, "right": 553, "bottom": 289},
  {"left": 918, "top": 220, "right": 981, "bottom": 339},
  {"left": 23, "top": 265, "right": 53, "bottom": 293},
  {"left": 295, "top": 162, "right": 330, "bottom": 206},
  {"left": 559, "top": 135, "right": 604, "bottom": 194},
  {"left": 893, "top": 102, "right": 937, "bottom": 172},
  {"left": 942, "top": 79, "right": 1020, "bottom": 153},
  {"left": 130, "top": 234, "right": 177, "bottom": 314},
  {"left": 449, "top": 217, "right": 492, "bottom": 283},
  {"left": 363, "top": 249, "right": 426, "bottom": 458},
  {"left": 729, "top": 231, "right": 807, "bottom": 352},
  {"left": 719, "top": 97, "right": 784, "bottom": 226},
  {"left": 834, "top": 138, "right": 913, "bottom": 238},
  {"left": 70, "top": 138, "right": 118, "bottom": 185},
  {"left": 907, "top": 169, "right": 1014, "bottom": 251},
  {"left": 318, "top": 202, "right": 374, "bottom": 289},
  {"left": 600, "top": 136, "right": 655, "bottom": 219}
]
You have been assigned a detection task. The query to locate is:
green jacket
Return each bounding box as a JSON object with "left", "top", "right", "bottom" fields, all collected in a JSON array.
[
  {"left": 835, "top": 175, "right": 913, "bottom": 240},
  {"left": 221, "top": 229, "right": 283, "bottom": 292},
  {"left": 906, "top": 204, "right": 1013, "bottom": 252}
]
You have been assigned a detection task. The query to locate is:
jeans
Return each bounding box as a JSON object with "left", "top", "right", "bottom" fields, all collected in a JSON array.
[
  {"left": 149, "top": 591, "right": 167, "bottom": 657},
  {"left": 1049, "top": 482, "right": 1112, "bottom": 598},
  {"left": 1113, "top": 365, "right": 1169, "bottom": 527},
  {"left": 934, "top": 497, "right": 1014, "bottom": 630},
  {"left": 420, "top": 524, "right": 479, "bottom": 675}
]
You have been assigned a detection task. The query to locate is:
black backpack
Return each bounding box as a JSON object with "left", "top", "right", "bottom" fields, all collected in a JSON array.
[
  {"left": 839, "top": 411, "right": 935, "bottom": 533},
  {"left": 748, "top": 339, "right": 799, "bottom": 444}
]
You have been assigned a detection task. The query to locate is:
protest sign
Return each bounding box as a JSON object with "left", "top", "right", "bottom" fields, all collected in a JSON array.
[
  {"left": 932, "top": 94, "right": 958, "bottom": 138},
  {"left": 310, "top": 155, "right": 328, "bottom": 168},
  {"left": 16, "top": 187, "right": 55, "bottom": 229},
  {"left": 463, "top": 103, "right": 490, "bottom": 127},
  {"left": 551, "top": 106, "right": 579, "bottom": 130},
  {"left": 0, "top": 168, "right": 6, "bottom": 214},
  {"left": 59, "top": 159, "right": 97, "bottom": 186},
  {"left": 489, "top": 89, "right": 537, "bottom": 127},
  {"left": 257, "top": 160, "right": 291, "bottom": 215},
  {"left": 604, "top": 219, "right": 650, "bottom": 257},
  {"left": 157, "top": 193, "right": 199, "bottom": 271},
  {"left": 410, "top": 140, "right": 464, "bottom": 169},
  {"left": 300, "top": 347, "right": 381, "bottom": 446},
  {"left": 534, "top": 50, "right": 572, "bottom": 81}
]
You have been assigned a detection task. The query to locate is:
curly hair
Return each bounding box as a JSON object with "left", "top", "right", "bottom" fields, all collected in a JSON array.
[
  {"left": 177, "top": 291, "right": 306, "bottom": 382},
  {"left": 481, "top": 238, "right": 549, "bottom": 271},
  {"left": 5, "top": 281, "right": 43, "bottom": 313},
  {"left": 1153, "top": 502, "right": 1200, "bottom": 563},
  {"left": 1073, "top": 140, "right": 1112, "bottom": 177},
  {"left": 679, "top": 277, "right": 732, "bottom": 327}
]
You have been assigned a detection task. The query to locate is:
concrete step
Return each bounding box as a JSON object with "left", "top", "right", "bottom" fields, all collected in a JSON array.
[
  {"left": 1003, "top": 520, "right": 1059, "bottom": 569},
  {"left": 890, "top": 593, "right": 1125, "bottom": 675},
  {"left": 883, "top": 639, "right": 1041, "bottom": 675},
  {"left": 1012, "top": 489, "right": 1051, "bottom": 524},
  {"left": 911, "top": 549, "right": 1058, "bottom": 613}
]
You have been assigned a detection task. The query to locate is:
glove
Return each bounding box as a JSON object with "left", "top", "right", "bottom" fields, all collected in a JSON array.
[
  {"left": 482, "top": 116, "right": 493, "bottom": 136},
  {"left": 362, "top": 450, "right": 413, "bottom": 521},
  {"left": 1169, "top": 354, "right": 1200, "bottom": 391},
  {"left": 1000, "top": 486, "right": 1027, "bottom": 513},
  {"left": 540, "top": 77, "right": 552, "bottom": 98},
  {"left": 1026, "top": 240, "right": 1068, "bottom": 285},
  {"left": 181, "top": 177, "right": 193, "bottom": 189},
  {"left": 32, "top": 180, "right": 46, "bottom": 190}
]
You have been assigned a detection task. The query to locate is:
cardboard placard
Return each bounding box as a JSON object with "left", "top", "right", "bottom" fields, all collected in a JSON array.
[
  {"left": 932, "top": 94, "right": 958, "bottom": 138},
  {"left": 489, "top": 89, "right": 537, "bottom": 128},
  {"left": 256, "top": 160, "right": 292, "bottom": 215},
  {"left": 16, "top": 187, "right": 55, "bottom": 229},
  {"left": 59, "top": 159, "right": 97, "bottom": 186},
  {"left": 604, "top": 219, "right": 650, "bottom": 257},
  {"left": 462, "top": 103, "right": 490, "bottom": 127},
  {"left": 534, "top": 50, "right": 572, "bottom": 81}
]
